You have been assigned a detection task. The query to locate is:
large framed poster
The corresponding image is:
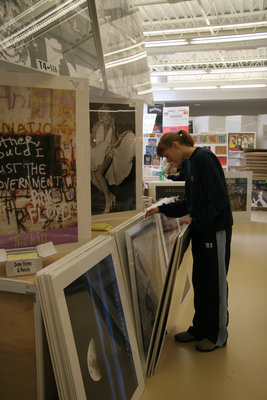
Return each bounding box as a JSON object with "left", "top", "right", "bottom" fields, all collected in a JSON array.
[
  {"left": 90, "top": 98, "right": 143, "bottom": 216},
  {"left": 0, "top": 72, "right": 91, "bottom": 249},
  {"left": 37, "top": 236, "right": 144, "bottom": 400}
]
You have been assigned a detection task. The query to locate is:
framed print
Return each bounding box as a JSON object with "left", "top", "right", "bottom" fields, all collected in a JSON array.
[
  {"left": 147, "top": 223, "right": 190, "bottom": 376},
  {"left": 252, "top": 179, "right": 267, "bottom": 209},
  {"left": 108, "top": 212, "right": 145, "bottom": 320},
  {"left": 155, "top": 214, "right": 180, "bottom": 269},
  {"left": 90, "top": 98, "right": 143, "bottom": 217},
  {"left": 0, "top": 71, "right": 91, "bottom": 249},
  {"left": 147, "top": 181, "right": 185, "bottom": 202},
  {"left": 125, "top": 216, "right": 166, "bottom": 369},
  {"left": 225, "top": 170, "right": 252, "bottom": 220},
  {"left": 37, "top": 236, "right": 144, "bottom": 400}
]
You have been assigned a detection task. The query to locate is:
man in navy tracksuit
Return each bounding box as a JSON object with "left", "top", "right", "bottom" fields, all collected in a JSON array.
[{"left": 146, "top": 130, "right": 233, "bottom": 352}]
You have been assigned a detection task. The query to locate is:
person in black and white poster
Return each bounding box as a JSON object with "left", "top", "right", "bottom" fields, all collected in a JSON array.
[{"left": 90, "top": 103, "right": 136, "bottom": 215}]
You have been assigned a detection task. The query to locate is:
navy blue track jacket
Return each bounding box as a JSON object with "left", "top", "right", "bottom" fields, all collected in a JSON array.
[{"left": 158, "top": 147, "right": 233, "bottom": 233}]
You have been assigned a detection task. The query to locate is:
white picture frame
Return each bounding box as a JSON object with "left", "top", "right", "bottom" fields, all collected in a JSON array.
[
  {"left": 125, "top": 216, "right": 166, "bottom": 370},
  {"left": 108, "top": 212, "right": 146, "bottom": 321},
  {"left": 147, "top": 223, "right": 191, "bottom": 376},
  {"left": 147, "top": 181, "right": 185, "bottom": 202},
  {"left": 155, "top": 213, "right": 180, "bottom": 269},
  {"left": 37, "top": 236, "right": 144, "bottom": 400}
]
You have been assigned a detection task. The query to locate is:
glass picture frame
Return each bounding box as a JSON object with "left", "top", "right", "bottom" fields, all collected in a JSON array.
[{"left": 37, "top": 236, "right": 144, "bottom": 400}]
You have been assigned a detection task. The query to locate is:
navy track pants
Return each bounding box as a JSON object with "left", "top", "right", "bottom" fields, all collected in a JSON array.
[{"left": 188, "top": 227, "right": 232, "bottom": 346}]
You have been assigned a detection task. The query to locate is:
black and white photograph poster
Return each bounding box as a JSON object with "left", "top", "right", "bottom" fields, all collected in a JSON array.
[{"left": 90, "top": 102, "right": 140, "bottom": 215}]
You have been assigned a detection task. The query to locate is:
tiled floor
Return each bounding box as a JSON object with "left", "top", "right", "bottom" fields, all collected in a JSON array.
[{"left": 140, "top": 211, "right": 267, "bottom": 400}]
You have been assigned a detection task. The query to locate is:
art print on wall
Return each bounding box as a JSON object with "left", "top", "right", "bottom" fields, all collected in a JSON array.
[
  {"left": 228, "top": 133, "right": 256, "bottom": 152},
  {"left": 0, "top": 80, "right": 83, "bottom": 248},
  {"left": 90, "top": 102, "right": 138, "bottom": 215}
]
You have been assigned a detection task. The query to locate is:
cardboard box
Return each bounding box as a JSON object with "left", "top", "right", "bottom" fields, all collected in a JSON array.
[{"left": 0, "top": 242, "right": 57, "bottom": 277}]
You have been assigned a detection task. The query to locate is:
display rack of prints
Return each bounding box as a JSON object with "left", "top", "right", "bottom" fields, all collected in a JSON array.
[
  {"left": 228, "top": 132, "right": 256, "bottom": 169},
  {"left": 193, "top": 133, "right": 228, "bottom": 170},
  {"left": 108, "top": 212, "right": 146, "bottom": 325},
  {"left": 147, "top": 223, "right": 190, "bottom": 377}
]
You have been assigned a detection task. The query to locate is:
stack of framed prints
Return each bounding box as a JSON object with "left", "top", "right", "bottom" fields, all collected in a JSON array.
[
  {"left": 37, "top": 236, "right": 144, "bottom": 400},
  {"left": 125, "top": 216, "right": 166, "bottom": 372},
  {"left": 146, "top": 224, "right": 190, "bottom": 377},
  {"left": 108, "top": 212, "right": 146, "bottom": 322},
  {"left": 125, "top": 215, "right": 188, "bottom": 376}
]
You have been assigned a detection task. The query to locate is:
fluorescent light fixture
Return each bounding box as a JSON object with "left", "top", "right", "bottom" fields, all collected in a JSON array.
[
  {"left": 191, "top": 32, "right": 267, "bottom": 44},
  {"left": 149, "top": 58, "right": 267, "bottom": 68},
  {"left": 220, "top": 84, "right": 267, "bottom": 89},
  {"left": 153, "top": 85, "right": 217, "bottom": 90},
  {"left": 210, "top": 67, "right": 267, "bottom": 73},
  {"left": 105, "top": 51, "right": 147, "bottom": 69},
  {"left": 104, "top": 42, "right": 145, "bottom": 57},
  {"left": 138, "top": 89, "right": 153, "bottom": 95},
  {"left": 152, "top": 87, "right": 173, "bottom": 91},
  {"left": 151, "top": 70, "right": 207, "bottom": 76},
  {"left": 145, "top": 39, "right": 188, "bottom": 47},
  {"left": 144, "top": 21, "right": 267, "bottom": 36}
]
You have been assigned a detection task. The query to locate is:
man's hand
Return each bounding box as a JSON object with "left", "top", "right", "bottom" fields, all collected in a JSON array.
[{"left": 145, "top": 207, "right": 159, "bottom": 217}]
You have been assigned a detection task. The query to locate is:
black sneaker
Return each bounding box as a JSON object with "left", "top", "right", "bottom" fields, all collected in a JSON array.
[{"left": 174, "top": 331, "right": 197, "bottom": 343}]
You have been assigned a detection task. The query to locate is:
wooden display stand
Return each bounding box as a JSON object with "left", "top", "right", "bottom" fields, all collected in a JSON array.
[
  {"left": 0, "top": 254, "right": 62, "bottom": 400},
  {"left": 0, "top": 210, "right": 141, "bottom": 399}
]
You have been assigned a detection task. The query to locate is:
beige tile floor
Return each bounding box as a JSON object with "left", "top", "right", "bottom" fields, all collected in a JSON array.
[{"left": 140, "top": 211, "right": 267, "bottom": 400}]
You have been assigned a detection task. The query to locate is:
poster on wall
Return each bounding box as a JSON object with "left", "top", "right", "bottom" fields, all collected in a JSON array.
[
  {"left": 228, "top": 133, "right": 256, "bottom": 152},
  {"left": 90, "top": 100, "right": 143, "bottom": 216},
  {"left": 147, "top": 104, "right": 163, "bottom": 133},
  {"left": 0, "top": 72, "right": 90, "bottom": 249},
  {"left": 162, "top": 106, "right": 189, "bottom": 133}
]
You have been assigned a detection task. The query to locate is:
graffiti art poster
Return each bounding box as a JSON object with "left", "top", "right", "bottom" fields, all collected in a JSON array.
[{"left": 0, "top": 72, "right": 91, "bottom": 249}]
